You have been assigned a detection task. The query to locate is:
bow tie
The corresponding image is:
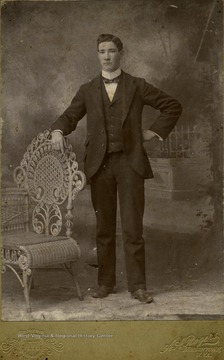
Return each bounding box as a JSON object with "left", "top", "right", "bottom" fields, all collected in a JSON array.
[{"left": 102, "top": 76, "right": 121, "bottom": 84}]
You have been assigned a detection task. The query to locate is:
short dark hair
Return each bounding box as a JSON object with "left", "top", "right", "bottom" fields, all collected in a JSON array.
[{"left": 97, "top": 34, "right": 123, "bottom": 51}]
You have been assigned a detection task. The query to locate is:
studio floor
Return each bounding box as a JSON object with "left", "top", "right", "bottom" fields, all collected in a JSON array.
[
  {"left": 1, "top": 224, "right": 223, "bottom": 321},
  {"left": 2, "top": 258, "right": 224, "bottom": 322}
]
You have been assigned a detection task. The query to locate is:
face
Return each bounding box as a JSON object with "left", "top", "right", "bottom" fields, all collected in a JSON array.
[{"left": 98, "top": 41, "right": 123, "bottom": 72}]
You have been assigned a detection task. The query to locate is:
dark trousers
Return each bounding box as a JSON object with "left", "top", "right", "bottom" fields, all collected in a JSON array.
[{"left": 90, "top": 152, "right": 146, "bottom": 292}]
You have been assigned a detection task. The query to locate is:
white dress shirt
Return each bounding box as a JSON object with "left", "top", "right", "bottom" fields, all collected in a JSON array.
[{"left": 102, "top": 68, "right": 121, "bottom": 102}]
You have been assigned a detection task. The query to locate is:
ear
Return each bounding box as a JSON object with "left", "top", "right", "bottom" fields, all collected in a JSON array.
[{"left": 119, "top": 49, "right": 124, "bottom": 58}]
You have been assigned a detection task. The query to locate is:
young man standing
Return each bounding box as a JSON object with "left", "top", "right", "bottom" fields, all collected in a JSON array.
[{"left": 51, "top": 34, "right": 182, "bottom": 303}]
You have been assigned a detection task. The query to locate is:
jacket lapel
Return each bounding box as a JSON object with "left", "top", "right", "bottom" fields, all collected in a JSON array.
[
  {"left": 121, "top": 71, "right": 137, "bottom": 124},
  {"left": 89, "top": 74, "right": 105, "bottom": 120}
]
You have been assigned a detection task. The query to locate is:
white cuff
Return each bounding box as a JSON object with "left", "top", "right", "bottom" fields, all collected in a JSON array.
[
  {"left": 51, "top": 129, "right": 63, "bottom": 135},
  {"left": 151, "top": 131, "right": 163, "bottom": 141}
]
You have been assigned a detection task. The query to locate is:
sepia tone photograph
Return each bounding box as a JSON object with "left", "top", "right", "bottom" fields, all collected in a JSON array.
[{"left": 0, "top": 0, "right": 223, "bottom": 348}]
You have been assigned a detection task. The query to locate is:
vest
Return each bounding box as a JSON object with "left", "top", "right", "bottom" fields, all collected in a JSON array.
[{"left": 101, "top": 78, "right": 123, "bottom": 153}]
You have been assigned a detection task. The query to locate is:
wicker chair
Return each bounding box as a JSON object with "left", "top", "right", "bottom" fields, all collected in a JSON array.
[{"left": 1, "top": 130, "right": 86, "bottom": 312}]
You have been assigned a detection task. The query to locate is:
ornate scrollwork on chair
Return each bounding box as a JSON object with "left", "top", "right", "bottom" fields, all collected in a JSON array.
[
  {"left": 2, "top": 130, "right": 86, "bottom": 313},
  {"left": 13, "top": 130, "right": 86, "bottom": 237}
]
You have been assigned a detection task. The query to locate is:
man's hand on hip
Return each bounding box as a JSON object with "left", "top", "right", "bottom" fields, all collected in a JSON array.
[
  {"left": 51, "top": 131, "right": 65, "bottom": 153},
  {"left": 142, "top": 129, "right": 156, "bottom": 142}
]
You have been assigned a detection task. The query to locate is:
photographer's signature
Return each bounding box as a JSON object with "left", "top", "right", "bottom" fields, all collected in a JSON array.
[{"left": 161, "top": 333, "right": 222, "bottom": 358}]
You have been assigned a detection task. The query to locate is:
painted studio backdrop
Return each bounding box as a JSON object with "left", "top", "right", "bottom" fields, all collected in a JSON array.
[{"left": 1, "top": 1, "right": 223, "bottom": 293}]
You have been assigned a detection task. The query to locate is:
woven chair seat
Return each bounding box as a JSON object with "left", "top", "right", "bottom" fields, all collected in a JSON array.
[{"left": 2, "top": 233, "right": 81, "bottom": 268}]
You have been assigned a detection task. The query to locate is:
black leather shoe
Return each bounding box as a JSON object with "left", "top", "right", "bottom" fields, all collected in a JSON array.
[
  {"left": 131, "top": 289, "right": 153, "bottom": 303},
  {"left": 92, "top": 286, "right": 114, "bottom": 298}
]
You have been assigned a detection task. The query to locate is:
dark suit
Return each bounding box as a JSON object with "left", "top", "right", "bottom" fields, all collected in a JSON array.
[{"left": 51, "top": 71, "right": 182, "bottom": 291}]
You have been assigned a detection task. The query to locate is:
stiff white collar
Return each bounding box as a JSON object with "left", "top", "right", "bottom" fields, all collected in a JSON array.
[{"left": 102, "top": 68, "right": 121, "bottom": 80}]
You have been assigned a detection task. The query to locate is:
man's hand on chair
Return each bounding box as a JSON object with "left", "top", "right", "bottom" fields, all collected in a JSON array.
[{"left": 51, "top": 131, "right": 65, "bottom": 153}]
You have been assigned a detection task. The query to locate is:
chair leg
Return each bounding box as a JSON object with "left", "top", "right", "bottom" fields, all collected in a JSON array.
[
  {"left": 30, "top": 271, "right": 35, "bottom": 290},
  {"left": 71, "top": 262, "right": 84, "bottom": 301},
  {"left": 30, "top": 278, "right": 35, "bottom": 290},
  {"left": 23, "top": 270, "right": 31, "bottom": 313}
]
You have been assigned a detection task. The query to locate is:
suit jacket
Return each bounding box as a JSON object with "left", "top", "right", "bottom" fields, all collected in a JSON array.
[{"left": 51, "top": 71, "right": 182, "bottom": 181}]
